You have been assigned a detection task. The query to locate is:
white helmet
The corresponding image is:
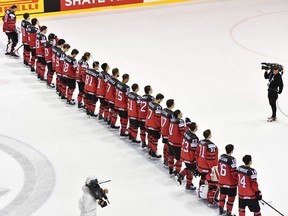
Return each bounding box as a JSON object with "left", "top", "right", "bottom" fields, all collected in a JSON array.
[{"left": 85, "top": 175, "right": 98, "bottom": 185}]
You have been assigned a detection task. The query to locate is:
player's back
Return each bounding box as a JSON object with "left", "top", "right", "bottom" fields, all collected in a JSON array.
[
  {"left": 146, "top": 101, "right": 162, "bottom": 131},
  {"left": 105, "top": 76, "right": 118, "bottom": 104},
  {"left": 127, "top": 92, "right": 140, "bottom": 119},
  {"left": 181, "top": 130, "right": 199, "bottom": 163},
  {"left": 196, "top": 139, "right": 218, "bottom": 173},
  {"left": 115, "top": 82, "right": 130, "bottom": 110},
  {"left": 63, "top": 55, "right": 77, "bottom": 79},
  {"left": 138, "top": 94, "right": 154, "bottom": 120},
  {"left": 21, "top": 20, "right": 30, "bottom": 45},
  {"left": 27, "top": 26, "right": 38, "bottom": 48},
  {"left": 161, "top": 108, "right": 174, "bottom": 137},
  {"left": 84, "top": 69, "right": 99, "bottom": 94},
  {"left": 237, "top": 165, "right": 259, "bottom": 199},
  {"left": 96, "top": 71, "right": 109, "bottom": 98},
  {"left": 218, "top": 154, "right": 238, "bottom": 188},
  {"left": 168, "top": 118, "right": 185, "bottom": 146}
]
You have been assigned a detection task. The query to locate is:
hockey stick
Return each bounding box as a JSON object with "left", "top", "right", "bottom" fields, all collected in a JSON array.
[
  {"left": 277, "top": 100, "right": 288, "bottom": 118},
  {"left": 260, "top": 199, "right": 284, "bottom": 216},
  {"left": 13, "top": 44, "right": 23, "bottom": 55},
  {"left": 98, "top": 179, "right": 111, "bottom": 184}
]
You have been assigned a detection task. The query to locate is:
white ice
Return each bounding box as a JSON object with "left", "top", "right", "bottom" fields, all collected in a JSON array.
[{"left": 0, "top": 0, "right": 288, "bottom": 215}]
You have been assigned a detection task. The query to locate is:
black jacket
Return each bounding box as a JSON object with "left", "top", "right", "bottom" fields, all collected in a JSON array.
[{"left": 264, "top": 72, "right": 284, "bottom": 94}]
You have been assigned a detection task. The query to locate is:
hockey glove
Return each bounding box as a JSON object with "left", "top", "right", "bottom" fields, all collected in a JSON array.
[
  {"left": 255, "top": 190, "right": 262, "bottom": 200},
  {"left": 99, "top": 199, "right": 108, "bottom": 208}
]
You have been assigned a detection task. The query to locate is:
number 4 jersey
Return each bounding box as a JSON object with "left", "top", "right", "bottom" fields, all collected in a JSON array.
[{"left": 218, "top": 154, "right": 238, "bottom": 188}]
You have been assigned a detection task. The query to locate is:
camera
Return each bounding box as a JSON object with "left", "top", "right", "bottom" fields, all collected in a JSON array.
[
  {"left": 261, "top": 62, "right": 284, "bottom": 74},
  {"left": 86, "top": 179, "right": 110, "bottom": 208}
]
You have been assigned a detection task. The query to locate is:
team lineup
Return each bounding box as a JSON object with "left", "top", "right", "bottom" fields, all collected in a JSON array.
[{"left": 2, "top": 6, "right": 269, "bottom": 216}]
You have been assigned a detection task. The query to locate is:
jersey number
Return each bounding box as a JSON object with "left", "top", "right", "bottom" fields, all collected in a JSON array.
[
  {"left": 238, "top": 175, "right": 246, "bottom": 188},
  {"left": 147, "top": 109, "right": 153, "bottom": 120},
  {"left": 220, "top": 164, "right": 226, "bottom": 176},
  {"left": 63, "top": 62, "right": 69, "bottom": 73},
  {"left": 85, "top": 75, "right": 93, "bottom": 86},
  {"left": 161, "top": 117, "right": 167, "bottom": 127},
  {"left": 117, "top": 91, "right": 123, "bottom": 101},
  {"left": 199, "top": 145, "right": 205, "bottom": 158},
  {"left": 140, "top": 101, "right": 147, "bottom": 113}
]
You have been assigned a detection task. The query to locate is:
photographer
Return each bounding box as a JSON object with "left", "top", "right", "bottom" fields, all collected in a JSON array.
[
  {"left": 264, "top": 64, "right": 284, "bottom": 122},
  {"left": 79, "top": 176, "right": 109, "bottom": 216}
]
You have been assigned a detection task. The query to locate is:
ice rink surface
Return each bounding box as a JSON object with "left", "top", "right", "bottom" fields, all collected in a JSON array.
[{"left": 0, "top": 0, "right": 288, "bottom": 215}]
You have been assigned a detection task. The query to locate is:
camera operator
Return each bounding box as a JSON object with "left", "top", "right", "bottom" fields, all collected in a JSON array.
[
  {"left": 79, "top": 176, "right": 109, "bottom": 216},
  {"left": 264, "top": 65, "right": 283, "bottom": 122}
]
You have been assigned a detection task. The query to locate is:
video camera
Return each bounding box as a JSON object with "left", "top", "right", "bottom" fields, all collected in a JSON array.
[
  {"left": 261, "top": 62, "right": 284, "bottom": 75},
  {"left": 86, "top": 179, "right": 110, "bottom": 208}
]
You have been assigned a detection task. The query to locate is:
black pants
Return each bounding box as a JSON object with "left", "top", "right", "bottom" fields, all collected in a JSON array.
[
  {"left": 268, "top": 91, "right": 278, "bottom": 118},
  {"left": 6, "top": 32, "right": 18, "bottom": 52},
  {"left": 77, "top": 81, "right": 84, "bottom": 92}
]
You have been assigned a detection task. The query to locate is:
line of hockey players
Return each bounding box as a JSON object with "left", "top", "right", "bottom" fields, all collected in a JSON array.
[{"left": 2, "top": 7, "right": 263, "bottom": 216}]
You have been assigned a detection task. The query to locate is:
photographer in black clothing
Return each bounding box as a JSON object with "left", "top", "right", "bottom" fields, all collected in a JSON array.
[{"left": 264, "top": 65, "right": 284, "bottom": 122}]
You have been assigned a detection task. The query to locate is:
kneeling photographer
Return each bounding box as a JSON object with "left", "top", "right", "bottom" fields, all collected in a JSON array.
[
  {"left": 263, "top": 63, "right": 284, "bottom": 122},
  {"left": 79, "top": 176, "right": 109, "bottom": 216}
]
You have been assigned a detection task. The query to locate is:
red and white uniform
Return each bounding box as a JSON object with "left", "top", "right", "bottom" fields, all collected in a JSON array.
[
  {"left": 21, "top": 20, "right": 30, "bottom": 45},
  {"left": 27, "top": 26, "right": 39, "bottom": 49},
  {"left": 115, "top": 82, "right": 130, "bottom": 111},
  {"left": 196, "top": 139, "right": 218, "bottom": 174},
  {"left": 84, "top": 69, "right": 99, "bottom": 95},
  {"left": 36, "top": 33, "right": 46, "bottom": 57},
  {"left": 127, "top": 92, "right": 141, "bottom": 119},
  {"left": 52, "top": 46, "right": 61, "bottom": 70},
  {"left": 161, "top": 109, "right": 174, "bottom": 140},
  {"left": 146, "top": 101, "right": 162, "bottom": 132},
  {"left": 96, "top": 71, "right": 109, "bottom": 98},
  {"left": 2, "top": 9, "right": 16, "bottom": 33},
  {"left": 55, "top": 49, "right": 66, "bottom": 76},
  {"left": 237, "top": 166, "right": 259, "bottom": 200},
  {"left": 218, "top": 154, "right": 238, "bottom": 188},
  {"left": 181, "top": 130, "right": 199, "bottom": 164},
  {"left": 76, "top": 59, "right": 89, "bottom": 82},
  {"left": 45, "top": 41, "right": 54, "bottom": 63},
  {"left": 105, "top": 76, "right": 119, "bottom": 104},
  {"left": 168, "top": 118, "right": 185, "bottom": 147},
  {"left": 138, "top": 95, "right": 154, "bottom": 122},
  {"left": 62, "top": 55, "right": 78, "bottom": 79}
]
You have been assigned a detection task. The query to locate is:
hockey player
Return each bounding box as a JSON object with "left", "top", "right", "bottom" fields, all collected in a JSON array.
[
  {"left": 84, "top": 61, "right": 100, "bottom": 117},
  {"left": 127, "top": 83, "right": 141, "bottom": 143},
  {"left": 138, "top": 86, "right": 154, "bottom": 149},
  {"left": 196, "top": 129, "right": 219, "bottom": 206},
  {"left": 36, "top": 26, "right": 48, "bottom": 80},
  {"left": 218, "top": 144, "right": 238, "bottom": 216},
  {"left": 2, "top": 5, "right": 18, "bottom": 57},
  {"left": 45, "top": 33, "right": 58, "bottom": 88},
  {"left": 176, "top": 122, "right": 199, "bottom": 191},
  {"left": 27, "top": 18, "right": 40, "bottom": 72},
  {"left": 52, "top": 39, "right": 66, "bottom": 91},
  {"left": 62, "top": 49, "right": 79, "bottom": 105},
  {"left": 77, "top": 52, "right": 91, "bottom": 109},
  {"left": 168, "top": 109, "right": 185, "bottom": 176},
  {"left": 146, "top": 93, "right": 164, "bottom": 159},
  {"left": 21, "top": 13, "right": 31, "bottom": 65},
  {"left": 238, "top": 155, "right": 262, "bottom": 216},
  {"left": 115, "top": 74, "right": 130, "bottom": 137},
  {"left": 105, "top": 68, "right": 120, "bottom": 129},
  {"left": 96, "top": 63, "right": 110, "bottom": 122},
  {"left": 161, "top": 99, "right": 175, "bottom": 167},
  {"left": 56, "top": 43, "right": 71, "bottom": 99}
]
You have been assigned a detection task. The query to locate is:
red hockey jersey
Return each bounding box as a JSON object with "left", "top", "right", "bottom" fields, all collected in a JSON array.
[
  {"left": 196, "top": 139, "right": 218, "bottom": 173},
  {"left": 127, "top": 92, "right": 141, "bottom": 119},
  {"left": 76, "top": 59, "right": 89, "bottom": 82},
  {"left": 84, "top": 68, "right": 99, "bottom": 95},
  {"left": 138, "top": 95, "right": 154, "bottom": 122},
  {"left": 36, "top": 32, "right": 46, "bottom": 57},
  {"left": 55, "top": 49, "right": 66, "bottom": 76},
  {"left": 2, "top": 9, "right": 16, "bottom": 33},
  {"left": 96, "top": 71, "right": 109, "bottom": 98},
  {"left": 45, "top": 41, "right": 54, "bottom": 63},
  {"left": 115, "top": 82, "right": 130, "bottom": 111},
  {"left": 27, "top": 26, "right": 39, "bottom": 49},
  {"left": 181, "top": 130, "right": 199, "bottom": 164},
  {"left": 218, "top": 154, "right": 238, "bottom": 188},
  {"left": 62, "top": 55, "right": 78, "bottom": 79},
  {"left": 161, "top": 108, "right": 174, "bottom": 139},
  {"left": 21, "top": 20, "right": 30, "bottom": 45},
  {"left": 105, "top": 76, "right": 119, "bottom": 104},
  {"left": 237, "top": 166, "right": 259, "bottom": 199},
  {"left": 146, "top": 101, "right": 162, "bottom": 131},
  {"left": 52, "top": 46, "right": 60, "bottom": 70},
  {"left": 168, "top": 118, "right": 185, "bottom": 147}
]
